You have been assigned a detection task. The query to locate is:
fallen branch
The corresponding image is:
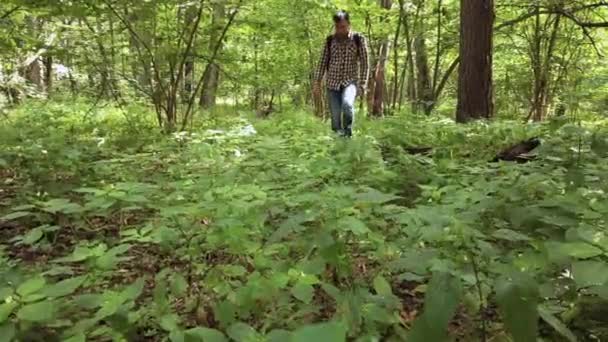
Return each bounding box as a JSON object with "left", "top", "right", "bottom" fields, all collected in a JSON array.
[{"left": 491, "top": 137, "right": 541, "bottom": 163}]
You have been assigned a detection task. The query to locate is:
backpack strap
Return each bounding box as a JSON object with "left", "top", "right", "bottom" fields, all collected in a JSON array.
[
  {"left": 353, "top": 32, "right": 362, "bottom": 49},
  {"left": 325, "top": 35, "right": 333, "bottom": 70}
]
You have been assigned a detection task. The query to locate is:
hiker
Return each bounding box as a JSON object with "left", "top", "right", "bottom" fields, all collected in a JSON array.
[{"left": 313, "top": 10, "right": 370, "bottom": 138}]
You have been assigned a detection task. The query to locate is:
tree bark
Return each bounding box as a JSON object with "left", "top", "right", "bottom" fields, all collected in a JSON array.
[
  {"left": 200, "top": 2, "right": 225, "bottom": 108},
  {"left": 371, "top": 0, "right": 393, "bottom": 117},
  {"left": 390, "top": 0, "right": 405, "bottom": 109},
  {"left": 44, "top": 55, "right": 52, "bottom": 94},
  {"left": 456, "top": 0, "right": 494, "bottom": 123},
  {"left": 414, "top": 35, "right": 432, "bottom": 114},
  {"left": 25, "top": 59, "right": 43, "bottom": 90}
]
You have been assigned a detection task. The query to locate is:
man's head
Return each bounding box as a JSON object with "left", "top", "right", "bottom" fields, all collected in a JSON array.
[{"left": 333, "top": 10, "right": 350, "bottom": 37}]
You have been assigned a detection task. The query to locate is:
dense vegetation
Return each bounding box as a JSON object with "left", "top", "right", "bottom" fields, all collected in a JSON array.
[{"left": 1, "top": 0, "right": 608, "bottom": 341}]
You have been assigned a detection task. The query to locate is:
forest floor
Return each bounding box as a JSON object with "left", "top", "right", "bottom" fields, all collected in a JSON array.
[{"left": 1, "top": 100, "right": 608, "bottom": 341}]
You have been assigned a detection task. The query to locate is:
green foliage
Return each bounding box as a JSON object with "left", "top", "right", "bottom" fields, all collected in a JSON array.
[{"left": 1, "top": 101, "right": 608, "bottom": 340}]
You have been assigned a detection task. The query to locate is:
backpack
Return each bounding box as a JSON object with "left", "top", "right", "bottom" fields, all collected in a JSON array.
[{"left": 325, "top": 33, "right": 362, "bottom": 68}]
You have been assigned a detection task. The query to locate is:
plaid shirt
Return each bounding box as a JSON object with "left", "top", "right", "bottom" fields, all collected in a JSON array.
[{"left": 314, "top": 31, "right": 370, "bottom": 91}]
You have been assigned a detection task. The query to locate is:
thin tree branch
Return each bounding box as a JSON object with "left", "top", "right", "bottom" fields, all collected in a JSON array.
[
  {"left": 181, "top": 1, "right": 242, "bottom": 130},
  {"left": 0, "top": 6, "right": 21, "bottom": 20}
]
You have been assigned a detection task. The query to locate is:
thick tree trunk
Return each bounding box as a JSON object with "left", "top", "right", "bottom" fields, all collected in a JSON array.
[
  {"left": 371, "top": 0, "right": 393, "bottom": 117},
  {"left": 200, "top": 2, "right": 225, "bottom": 108},
  {"left": 25, "top": 58, "right": 44, "bottom": 90},
  {"left": 414, "top": 35, "right": 432, "bottom": 114},
  {"left": 456, "top": 0, "right": 494, "bottom": 123}
]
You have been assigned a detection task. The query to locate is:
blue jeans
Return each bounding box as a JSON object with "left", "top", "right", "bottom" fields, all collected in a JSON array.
[{"left": 327, "top": 83, "right": 357, "bottom": 137}]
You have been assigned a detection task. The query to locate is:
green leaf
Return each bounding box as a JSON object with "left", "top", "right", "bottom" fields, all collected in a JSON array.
[
  {"left": 291, "top": 282, "right": 314, "bottom": 304},
  {"left": 121, "top": 277, "right": 145, "bottom": 301},
  {"left": 95, "top": 292, "right": 124, "bottom": 319},
  {"left": 54, "top": 245, "right": 94, "bottom": 263},
  {"left": 407, "top": 272, "right": 462, "bottom": 342},
  {"left": 170, "top": 331, "right": 185, "bottom": 342},
  {"left": 227, "top": 322, "right": 259, "bottom": 342},
  {"left": 43, "top": 276, "right": 87, "bottom": 298},
  {"left": 290, "top": 322, "right": 346, "bottom": 342},
  {"left": 16, "top": 276, "right": 46, "bottom": 297},
  {"left": 17, "top": 300, "right": 55, "bottom": 322},
  {"left": 354, "top": 188, "right": 399, "bottom": 204},
  {"left": 572, "top": 261, "right": 608, "bottom": 288},
  {"left": 0, "top": 288, "right": 13, "bottom": 301},
  {"left": 96, "top": 244, "right": 131, "bottom": 270},
  {"left": 184, "top": 327, "right": 228, "bottom": 342},
  {"left": 539, "top": 306, "right": 577, "bottom": 342},
  {"left": 63, "top": 333, "right": 86, "bottom": 342},
  {"left": 339, "top": 216, "right": 369, "bottom": 235},
  {"left": 373, "top": 275, "right": 393, "bottom": 297},
  {"left": 590, "top": 133, "right": 608, "bottom": 157},
  {"left": 170, "top": 273, "right": 189, "bottom": 297},
  {"left": 0, "top": 302, "right": 18, "bottom": 323},
  {"left": 22, "top": 293, "right": 46, "bottom": 303},
  {"left": 546, "top": 242, "right": 603, "bottom": 261},
  {"left": 1, "top": 211, "right": 31, "bottom": 221},
  {"left": 0, "top": 323, "right": 15, "bottom": 342},
  {"left": 492, "top": 229, "right": 531, "bottom": 242},
  {"left": 21, "top": 227, "right": 44, "bottom": 245},
  {"left": 266, "top": 329, "right": 292, "bottom": 342},
  {"left": 41, "top": 198, "right": 83, "bottom": 214},
  {"left": 214, "top": 300, "right": 236, "bottom": 328},
  {"left": 496, "top": 273, "right": 539, "bottom": 342},
  {"left": 160, "top": 313, "right": 181, "bottom": 332}
]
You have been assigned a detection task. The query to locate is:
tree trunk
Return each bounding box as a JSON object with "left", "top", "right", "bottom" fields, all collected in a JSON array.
[
  {"left": 44, "top": 55, "right": 52, "bottom": 94},
  {"left": 414, "top": 35, "right": 432, "bottom": 114},
  {"left": 402, "top": 13, "right": 416, "bottom": 109},
  {"left": 26, "top": 59, "right": 44, "bottom": 90},
  {"left": 455, "top": 0, "right": 494, "bottom": 123},
  {"left": 529, "top": 11, "right": 561, "bottom": 122},
  {"left": 371, "top": 0, "right": 393, "bottom": 117},
  {"left": 183, "top": 5, "right": 197, "bottom": 99},
  {"left": 390, "top": 0, "right": 405, "bottom": 109},
  {"left": 200, "top": 2, "right": 225, "bottom": 108}
]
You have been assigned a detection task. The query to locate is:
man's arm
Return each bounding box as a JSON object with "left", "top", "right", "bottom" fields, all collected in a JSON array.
[
  {"left": 313, "top": 38, "right": 330, "bottom": 82},
  {"left": 358, "top": 35, "right": 370, "bottom": 93}
]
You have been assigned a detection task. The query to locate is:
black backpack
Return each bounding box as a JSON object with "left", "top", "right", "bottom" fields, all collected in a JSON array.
[{"left": 325, "top": 33, "right": 362, "bottom": 67}]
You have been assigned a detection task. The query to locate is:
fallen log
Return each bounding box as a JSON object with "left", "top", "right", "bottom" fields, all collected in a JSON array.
[
  {"left": 491, "top": 137, "right": 541, "bottom": 163},
  {"left": 403, "top": 146, "right": 433, "bottom": 155}
]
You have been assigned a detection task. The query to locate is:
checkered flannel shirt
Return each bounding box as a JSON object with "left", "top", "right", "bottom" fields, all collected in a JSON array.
[{"left": 314, "top": 31, "right": 370, "bottom": 92}]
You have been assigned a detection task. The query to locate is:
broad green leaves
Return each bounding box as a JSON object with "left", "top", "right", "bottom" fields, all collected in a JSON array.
[
  {"left": 2, "top": 95, "right": 608, "bottom": 341},
  {"left": 16, "top": 276, "right": 46, "bottom": 297},
  {"left": 0, "top": 302, "right": 18, "bottom": 323},
  {"left": 496, "top": 273, "right": 539, "bottom": 342},
  {"left": 572, "top": 261, "right": 608, "bottom": 288},
  {"left": 290, "top": 322, "right": 346, "bottom": 342},
  {"left": 42, "top": 275, "right": 87, "bottom": 298},
  {"left": 184, "top": 327, "right": 228, "bottom": 342},
  {"left": 407, "top": 272, "right": 462, "bottom": 342},
  {"left": 17, "top": 300, "right": 56, "bottom": 322},
  {"left": 291, "top": 281, "right": 314, "bottom": 304},
  {"left": 539, "top": 306, "right": 577, "bottom": 342}
]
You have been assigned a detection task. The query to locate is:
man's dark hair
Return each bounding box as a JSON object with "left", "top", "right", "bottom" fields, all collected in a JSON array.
[{"left": 333, "top": 10, "right": 350, "bottom": 23}]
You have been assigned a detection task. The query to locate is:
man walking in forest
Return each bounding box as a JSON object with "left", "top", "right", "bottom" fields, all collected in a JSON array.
[{"left": 313, "top": 10, "right": 370, "bottom": 138}]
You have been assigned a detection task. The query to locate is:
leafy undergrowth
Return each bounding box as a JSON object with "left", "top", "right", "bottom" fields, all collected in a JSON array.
[{"left": 1, "top": 100, "right": 608, "bottom": 341}]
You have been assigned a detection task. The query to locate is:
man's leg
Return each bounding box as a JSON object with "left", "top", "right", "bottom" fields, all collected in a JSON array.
[
  {"left": 327, "top": 88, "right": 344, "bottom": 135},
  {"left": 341, "top": 84, "right": 357, "bottom": 137}
]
